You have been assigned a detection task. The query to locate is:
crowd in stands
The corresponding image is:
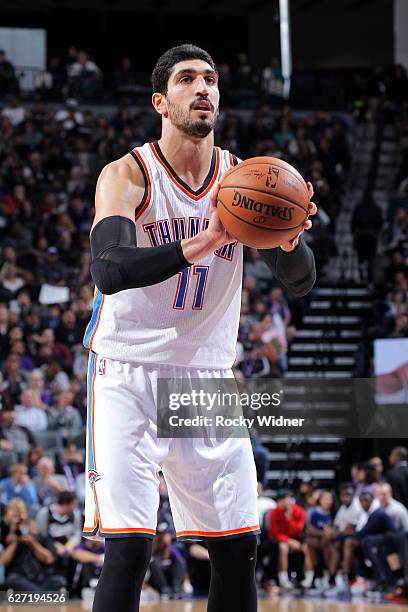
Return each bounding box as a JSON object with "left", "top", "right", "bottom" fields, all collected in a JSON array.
[
  {"left": 366, "top": 73, "right": 408, "bottom": 345},
  {"left": 0, "top": 44, "right": 407, "bottom": 601},
  {"left": 252, "top": 447, "right": 408, "bottom": 602},
  {"left": 380, "top": 123, "right": 408, "bottom": 340},
  {"left": 3, "top": 45, "right": 408, "bottom": 111}
]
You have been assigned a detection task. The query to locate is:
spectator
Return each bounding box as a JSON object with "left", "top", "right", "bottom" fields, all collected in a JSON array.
[
  {"left": 114, "top": 57, "right": 137, "bottom": 95},
  {"left": 71, "top": 538, "right": 104, "bottom": 594},
  {"left": 36, "top": 491, "right": 81, "bottom": 554},
  {"left": 36, "top": 491, "right": 81, "bottom": 588},
  {"left": 1, "top": 97, "right": 25, "bottom": 126},
  {"left": 67, "top": 51, "right": 102, "bottom": 99},
  {"left": 333, "top": 483, "right": 364, "bottom": 533},
  {"left": 324, "top": 483, "right": 364, "bottom": 591},
  {"left": 157, "top": 474, "right": 175, "bottom": 535},
  {"left": 0, "top": 305, "right": 10, "bottom": 359},
  {"left": 353, "top": 462, "right": 378, "bottom": 498},
  {"left": 54, "top": 98, "right": 83, "bottom": 131},
  {"left": 0, "top": 502, "right": 65, "bottom": 591},
  {"left": 15, "top": 389, "right": 48, "bottom": 433},
  {"left": 55, "top": 310, "right": 83, "bottom": 350},
  {"left": 305, "top": 490, "right": 334, "bottom": 579},
  {"left": 33, "top": 457, "right": 69, "bottom": 506},
  {"left": 268, "top": 490, "right": 314, "bottom": 589},
  {"left": 27, "top": 368, "right": 53, "bottom": 407},
  {"left": 0, "top": 407, "right": 34, "bottom": 461},
  {"left": 0, "top": 50, "right": 18, "bottom": 95},
  {"left": 237, "top": 341, "right": 271, "bottom": 379},
  {"left": 36, "top": 247, "right": 67, "bottom": 286},
  {"left": 250, "top": 430, "right": 270, "bottom": 486},
  {"left": 56, "top": 443, "right": 85, "bottom": 491},
  {"left": 1, "top": 263, "right": 24, "bottom": 296},
  {"left": 27, "top": 445, "right": 44, "bottom": 478},
  {"left": 343, "top": 491, "right": 396, "bottom": 592},
  {"left": 296, "top": 480, "right": 316, "bottom": 511},
  {"left": 48, "top": 391, "right": 83, "bottom": 439},
  {"left": 0, "top": 498, "right": 27, "bottom": 539},
  {"left": 184, "top": 542, "right": 211, "bottom": 596},
  {"left": 0, "top": 463, "right": 39, "bottom": 514},
  {"left": 149, "top": 522, "right": 186, "bottom": 600},
  {"left": 387, "top": 446, "right": 408, "bottom": 508},
  {"left": 261, "top": 57, "right": 284, "bottom": 100},
  {"left": 0, "top": 370, "right": 13, "bottom": 412},
  {"left": 257, "top": 482, "right": 276, "bottom": 529},
  {"left": 376, "top": 482, "right": 408, "bottom": 531},
  {"left": 351, "top": 192, "right": 383, "bottom": 283},
  {"left": 370, "top": 456, "right": 385, "bottom": 483},
  {"left": 44, "top": 360, "right": 70, "bottom": 394}
]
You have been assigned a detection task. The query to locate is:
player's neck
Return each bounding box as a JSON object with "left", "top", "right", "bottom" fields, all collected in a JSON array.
[{"left": 158, "top": 130, "right": 214, "bottom": 192}]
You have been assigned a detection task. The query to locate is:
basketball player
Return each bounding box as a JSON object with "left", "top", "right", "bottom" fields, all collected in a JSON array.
[{"left": 83, "top": 44, "right": 317, "bottom": 612}]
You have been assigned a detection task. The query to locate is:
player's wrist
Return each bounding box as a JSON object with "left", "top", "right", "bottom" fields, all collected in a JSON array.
[
  {"left": 203, "top": 229, "right": 224, "bottom": 250},
  {"left": 181, "top": 232, "right": 218, "bottom": 263}
]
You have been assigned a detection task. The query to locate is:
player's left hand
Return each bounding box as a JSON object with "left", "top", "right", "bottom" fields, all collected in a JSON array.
[{"left": 280, "top": 182, "right": 317, "bottom": 252}]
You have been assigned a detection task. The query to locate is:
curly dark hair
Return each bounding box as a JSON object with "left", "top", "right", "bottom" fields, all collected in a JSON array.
[{"left": 151, "top": 43, "right": 217, "bottom": 94}]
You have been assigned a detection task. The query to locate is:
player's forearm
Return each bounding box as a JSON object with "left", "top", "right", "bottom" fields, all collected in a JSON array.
[
  {"left": 258, "top": 237, "right": 316, "bottom": 297},
  {"left": 90, "top": 216, "right": 191, "bottom": 294},
  {"left": 181, "top": 232, "right": 218, "bottom": 264}
]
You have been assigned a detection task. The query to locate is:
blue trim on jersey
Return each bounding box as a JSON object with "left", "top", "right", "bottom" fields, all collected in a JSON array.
[
  {"left": 231, "top": 154, "right": 239, "bottom": 166},
  {"left": 83, "top": 290, "right": 102, "bottom": 348},
  {"left": 87, "top": 351, "right": 97, "bottom": 472}
]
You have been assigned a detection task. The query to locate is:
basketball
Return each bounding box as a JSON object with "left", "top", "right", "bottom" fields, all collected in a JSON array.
[{"left": 217, "top": 157, "right": 310, "bottom": 249}]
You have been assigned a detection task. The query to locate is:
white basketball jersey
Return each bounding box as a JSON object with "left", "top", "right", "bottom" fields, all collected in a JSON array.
[{"left": 83, "top": 142, "right": 243, "bottom": 369}]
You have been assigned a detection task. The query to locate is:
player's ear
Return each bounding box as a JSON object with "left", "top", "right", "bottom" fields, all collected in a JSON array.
[{"left": 152, "top": 93, "right": 168, "bottom": 118}]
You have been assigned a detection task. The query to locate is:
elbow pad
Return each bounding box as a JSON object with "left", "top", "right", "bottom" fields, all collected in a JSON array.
[{"left": 90, "top": 216, "right": 190, "bottom": 294}]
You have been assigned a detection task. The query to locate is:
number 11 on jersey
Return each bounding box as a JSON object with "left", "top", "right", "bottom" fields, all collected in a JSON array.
[{"left": 173, "top": 266, "right": 209, "bottom": 310}]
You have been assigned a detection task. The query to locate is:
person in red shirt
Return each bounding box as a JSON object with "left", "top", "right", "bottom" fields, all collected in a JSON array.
[{"left": 268, "top": 490, "right": 314, "bottom": 589}]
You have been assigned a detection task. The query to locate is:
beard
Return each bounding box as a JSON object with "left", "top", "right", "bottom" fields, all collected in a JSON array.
[{"left": 167, "top": 97, "right": 219, "bottom": 138}]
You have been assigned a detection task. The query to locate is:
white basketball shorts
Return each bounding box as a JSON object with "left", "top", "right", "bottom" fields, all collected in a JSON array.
[{"left": 82, "top": 351, "right": 260, "bottom": 541}]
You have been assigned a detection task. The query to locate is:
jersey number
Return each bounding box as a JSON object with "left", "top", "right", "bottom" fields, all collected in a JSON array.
[{"left": 173, "top": 266, "right": 209, "bottom": 310}]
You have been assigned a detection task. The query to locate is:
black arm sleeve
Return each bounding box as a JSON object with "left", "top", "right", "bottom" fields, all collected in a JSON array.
[
  {"left": 258, "top": 237, "right": 316, "bottom": 298},
  {"left": 90, "top": 216, "right": 191, "bottom": 295}
]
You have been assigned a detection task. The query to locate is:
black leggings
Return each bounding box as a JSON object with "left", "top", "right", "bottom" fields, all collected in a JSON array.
[
  {"left": 92, "top": 535, "right": 257, "bottom": 612},
  {"left": 207, "top": 535, "right": 258, "bottom": 612},
  {"left": 92, "top": 537, "right": 152, "bottom": 612}
]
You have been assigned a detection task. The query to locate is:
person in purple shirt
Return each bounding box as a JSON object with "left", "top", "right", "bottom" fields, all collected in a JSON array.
[
  {"left": 71, "top": 538, "right": 105, "bottom": 592},
  {"left": 148, "top": 522, "right": 186, "bottom": 600}
]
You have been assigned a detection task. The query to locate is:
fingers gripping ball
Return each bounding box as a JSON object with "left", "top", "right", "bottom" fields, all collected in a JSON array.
[{"left": 217, "top": 157, "right": 310, "bottom": 249}]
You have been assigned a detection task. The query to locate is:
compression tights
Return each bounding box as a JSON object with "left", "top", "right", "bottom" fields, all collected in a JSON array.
[{"left": 92, "top": 535, "right": 258, "bottom": 612}]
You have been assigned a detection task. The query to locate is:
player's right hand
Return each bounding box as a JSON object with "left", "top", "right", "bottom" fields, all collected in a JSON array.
[{"left": 206, "top": 182, "right": 236, "bottom": 249}]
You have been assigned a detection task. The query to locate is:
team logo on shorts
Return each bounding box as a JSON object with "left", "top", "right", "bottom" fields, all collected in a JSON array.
[
  {"left": 98, "top": 358, "right": 106, "bottom": 376},
  {"left": 88, "top": 469, "right": 102, "bottom": 487}
]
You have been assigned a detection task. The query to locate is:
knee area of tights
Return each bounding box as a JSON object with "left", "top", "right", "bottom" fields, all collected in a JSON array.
[{"left": 105, "top": 537, "right": 152, "bottom": 562}]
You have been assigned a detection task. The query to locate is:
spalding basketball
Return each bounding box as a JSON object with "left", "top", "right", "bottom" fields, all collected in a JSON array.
[{"left": 217, "top": 157, "right": 310, "bottom": 249}]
